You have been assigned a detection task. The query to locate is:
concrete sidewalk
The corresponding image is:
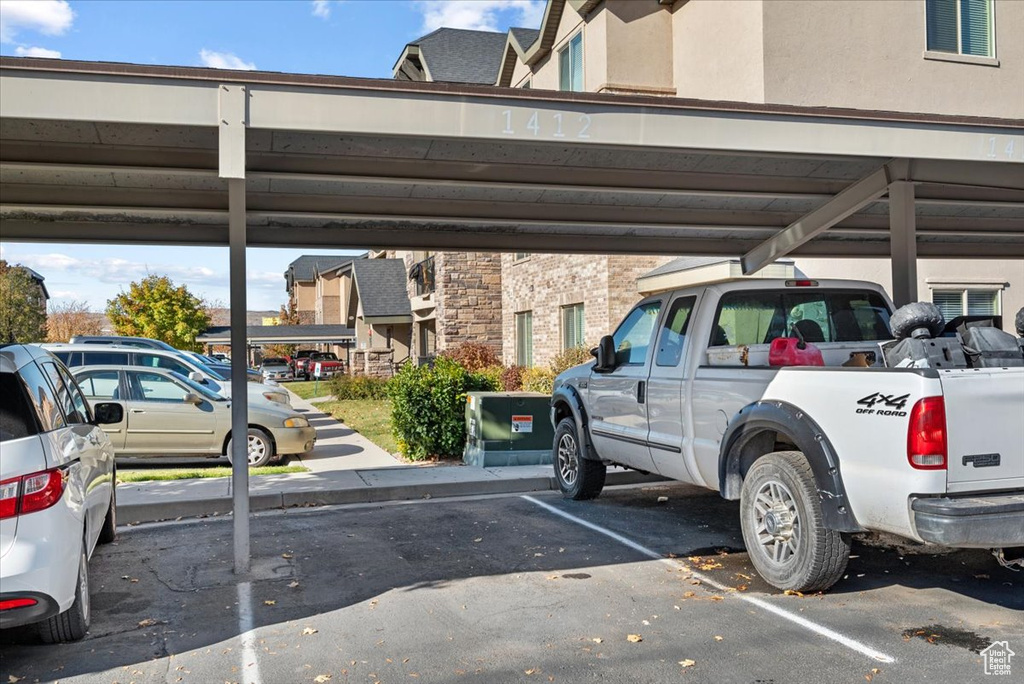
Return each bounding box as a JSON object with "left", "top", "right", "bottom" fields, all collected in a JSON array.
[{"left": 117, "top": 388, "right": 665, "bottom": 523}]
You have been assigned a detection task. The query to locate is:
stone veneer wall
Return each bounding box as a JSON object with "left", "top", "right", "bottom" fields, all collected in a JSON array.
[
  {"left": 433, "top": 252, "right": 504, "bottom": 355},
  {"left": 350, "top": 348, "right": 395, "bottom": 378}
]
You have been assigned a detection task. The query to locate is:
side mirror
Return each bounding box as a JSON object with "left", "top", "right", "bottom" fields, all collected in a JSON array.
[
  {"left": 183, "top": 392, "right": 203, "bottom": 405},
  {"left": 593, "top": 335, "right": 618, "bottom": 373},
  {"left": 188, "top": 371, "right": 206, "bottom": 384},
  {"left": 92, "top": 402, "right": 124, "bottom": 425}
]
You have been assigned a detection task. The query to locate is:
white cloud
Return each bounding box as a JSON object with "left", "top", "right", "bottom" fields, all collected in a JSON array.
[
  {"left": 199, "top": 48, "right": 256, "bottom": 71},
  {"left": 416, "top": 0, "right": 545, "bottom": 33},
  {"left": 311, "top": 0, "right": 331, "bottom": 19},
  {"left": 0, "top": 0, "right": 74, "bottom": 43},
  {"left": 14, "top": 45, "right": 60, "bottom": 58}
]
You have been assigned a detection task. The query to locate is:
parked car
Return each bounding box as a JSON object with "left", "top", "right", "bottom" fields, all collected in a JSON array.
[
  {"left": 550, "top": 278, "right": 1024, "bottom": 592},
  {"left": 41, "top": 344, "right": 291, "bottom": 407},
  {"left": 210, "top": 353, "right": 230, "bottom": 363},
  {"left": 71, "top": 366, "right": 316, "bottom": 466},
  {"left": 260, "top": 357, "right": 294, "bottom": 382},
  {"left": 67, "top": 337, "right": 263, "bottom": 383},
  {"left": 291, "top": 349, "right": 317, "bottom": 379},
  {"left": 0, "top": 344, "right": 122, "bottom": 642},
  {"left": 304, "top": 352, "right": 344, "bottom": 380}
]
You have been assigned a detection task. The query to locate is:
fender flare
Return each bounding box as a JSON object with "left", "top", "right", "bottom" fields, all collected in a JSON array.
[
  {"left": 550, "top": 386, "right": 601, "bottom": 461},
  {"left": 719, "top": 400, "right": 863, "bottom": 533}
]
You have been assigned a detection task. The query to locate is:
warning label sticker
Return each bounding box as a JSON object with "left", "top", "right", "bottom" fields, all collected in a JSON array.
[{"left": 512, "top": 415, "right": 533, "bottom": 433}]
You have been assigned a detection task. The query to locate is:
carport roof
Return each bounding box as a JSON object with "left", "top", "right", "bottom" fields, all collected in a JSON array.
[
  {"left": 1, "top": 57, "right": 1022, "bottom": 261},
  {"left": 197, "top": 324, "right": 355, "bottom": 345}
]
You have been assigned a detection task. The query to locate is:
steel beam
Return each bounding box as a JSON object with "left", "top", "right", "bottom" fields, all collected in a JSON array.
[
  {"left": 889, "top": 180, "right": 918, "bottom": 307},
  {"left": 740, "top": 166, "right": 891, "bottom": 274}
]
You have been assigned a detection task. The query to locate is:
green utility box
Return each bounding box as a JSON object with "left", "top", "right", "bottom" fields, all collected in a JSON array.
[{"left": 463, "top": 392, "right": 555, "bottom": 467}]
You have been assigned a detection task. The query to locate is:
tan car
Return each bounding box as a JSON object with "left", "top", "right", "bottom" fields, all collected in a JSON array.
[{"left": 70, "top": 366, "right": 316, "bottom": 467}]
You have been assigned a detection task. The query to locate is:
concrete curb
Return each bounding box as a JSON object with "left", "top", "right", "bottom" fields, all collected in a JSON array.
[{"left": 120, "top": 470, "right": 666, "bottom": 524}]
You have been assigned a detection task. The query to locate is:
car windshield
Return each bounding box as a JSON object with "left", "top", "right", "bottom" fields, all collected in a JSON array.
[
  {"left": 178, "top": 354, "right": 228, "bottom": 382},
  {"left": 313, "top": 353, "right": 337, "bottom": 360},
  {"left": 263, "top": 358, "right": 288, "bottom": 366},
  {"left": 167, "top": 370, "right": 227, "bottom": 401}
]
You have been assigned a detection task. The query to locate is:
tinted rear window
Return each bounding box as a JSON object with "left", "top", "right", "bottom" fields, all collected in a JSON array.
[
  {"left": 0, "top": 372, "right": 39, "bottom": 442},
  {"left": 711, "top": 290, "right": 892, "bottom": 347},
  {"left": 81, "top": 351, "right": 131, "bottom": 366}
]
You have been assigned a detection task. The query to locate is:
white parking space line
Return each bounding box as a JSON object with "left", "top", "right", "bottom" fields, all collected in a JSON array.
[
  {"left": 522, "top": 495, "right": 896, "bottom": 664},
  {"left": 236, "top": 581, "right": 263, "bottom": 684}
]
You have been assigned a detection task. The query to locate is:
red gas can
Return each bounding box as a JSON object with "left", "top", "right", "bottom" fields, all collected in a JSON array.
[{"left": 769, "top": 337, "right": 825, "bottom": 367}]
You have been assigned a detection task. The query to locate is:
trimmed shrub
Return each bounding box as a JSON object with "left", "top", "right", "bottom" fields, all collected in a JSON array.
[
  {"left": 327, "top": 374, "right": 389, "bottom": 400},
  {"left": 438, "top": 341, "right": 501, "bottom": 371},
  {"left": 551, "top": 344, "right": 594, "bottom": 374},
  {"left": 388, "top": 357, "right": 493, "bottom": 461},
  {"left": 521, "top": 367, "right": 557, "bottom": 394},
  {"left": 500, "top": 365, "right": 525, "bottom": 391},
  {"left": 475, "top": 365, "right": 504, "bottom": 392}
]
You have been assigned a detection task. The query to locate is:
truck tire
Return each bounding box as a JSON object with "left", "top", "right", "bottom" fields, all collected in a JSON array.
[
  {"left": 553, "top": 418, "right": 606, "bottom": 500},
  {"left": 39, "top": 540, "right": 90, "bottom": 643},
  {"left": 740, "top": 451, "right": 850, "bottom": 592},
  {"left": 890, "top": 302, "right": 944, "bottom": 340},
  {"left": 226, "top": 428, "right": 275, "bottom": 468}
]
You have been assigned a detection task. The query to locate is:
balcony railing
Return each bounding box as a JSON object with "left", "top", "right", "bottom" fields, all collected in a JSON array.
[{"left": 411, "top": 255, "right": 436, "bottom": 296}]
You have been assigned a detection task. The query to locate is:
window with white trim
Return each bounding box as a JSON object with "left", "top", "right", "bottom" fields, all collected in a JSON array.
[
  {"left": 926, "top": 0, "right": 994, "bottom": 58},
  {"left": 513, "top": 252, "right": 530, "bottom": 262},
  {"left": 931, "top": 288, "right": 1001, "bottom": 321},
  {"left": 515, "top": 311, "right": 533, "bottom": 367},
  {"left": 558, "top": 32, "right": 584, "bottom": 92},
  {"left": 561, "top": 303, "right": 585, "bottom": 350}
]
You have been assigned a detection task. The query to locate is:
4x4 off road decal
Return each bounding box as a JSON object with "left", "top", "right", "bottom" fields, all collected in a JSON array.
[{"left": 856, "top": 392, "right": 910, "bottom": 417}]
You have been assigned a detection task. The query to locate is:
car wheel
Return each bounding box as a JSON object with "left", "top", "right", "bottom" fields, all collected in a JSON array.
[
  {"left": 740, "top": 450, "right": 850, "bottom": 592},
  {"left": 227, "top": 428, "right": 275, "bottom": 468},
  {"left": 98, "top": 471, "right": 117, "bottom": 544},
  {"left": 39, "top": 541, "right": 90, "bottom": 643},
  {"left": 553, "top": 418, "right": 606, "bottom": 500}
]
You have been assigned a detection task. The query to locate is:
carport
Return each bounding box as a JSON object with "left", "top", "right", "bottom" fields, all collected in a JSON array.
[
  {"left": 2, "top": 57, "right": 1022, "bottom": 573},
  {"left": 196, "top": 324, "right": 355, "bottom": 365}
]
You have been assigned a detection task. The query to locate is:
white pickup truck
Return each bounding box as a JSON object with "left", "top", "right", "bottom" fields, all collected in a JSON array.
[{"left": 550, "top": 278, "right": 1024, "bottom": 592}]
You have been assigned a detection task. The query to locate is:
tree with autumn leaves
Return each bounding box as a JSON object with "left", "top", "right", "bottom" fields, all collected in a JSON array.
[
  {"left": 106, "top": 275, "right": 211, "bottom": 352},
  {"left": 0, "top": 260, "right": 48, "bottom": 343}
]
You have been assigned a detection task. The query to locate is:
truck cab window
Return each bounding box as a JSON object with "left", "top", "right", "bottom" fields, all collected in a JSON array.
[
  {"left": 656, "top": 296, "right": 697, "bottom": 367},
  {"left": 612, "top": 301, "right": 662, "bottom": 366}
]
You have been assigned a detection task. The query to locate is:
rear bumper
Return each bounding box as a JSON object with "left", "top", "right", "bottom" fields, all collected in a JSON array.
[
  {"left": 911, "top": 491, "right": 1024, "bottom": 548},
  {"left": 0, "top": 592, "right": 59, "bottom": 630}
]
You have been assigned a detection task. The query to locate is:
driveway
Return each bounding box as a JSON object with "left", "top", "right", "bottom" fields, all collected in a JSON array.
[{"left": 1, "top": 484, "right": 1019, "bottom": 683}]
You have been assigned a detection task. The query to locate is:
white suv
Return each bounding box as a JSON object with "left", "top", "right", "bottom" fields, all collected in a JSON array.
[{"left": 0, "top": 345, "right": 121, "bottom": 642}]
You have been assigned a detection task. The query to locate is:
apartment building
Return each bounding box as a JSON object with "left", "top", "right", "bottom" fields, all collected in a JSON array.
[{"left": 396, "top": 0, "right": 1023, "bottom": 342}]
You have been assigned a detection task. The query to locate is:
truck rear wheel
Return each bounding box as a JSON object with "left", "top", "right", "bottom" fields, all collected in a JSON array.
[
  {"left": 740, "top": 450, "right": 850, "bottom": 592},
  {"left": 553, "top": 418, "right": 606, "bottom": 500}
]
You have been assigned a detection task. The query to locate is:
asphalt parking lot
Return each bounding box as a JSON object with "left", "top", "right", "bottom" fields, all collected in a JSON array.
[{"left": 2, "top": 484, "right": 1021, "bottom": 684}]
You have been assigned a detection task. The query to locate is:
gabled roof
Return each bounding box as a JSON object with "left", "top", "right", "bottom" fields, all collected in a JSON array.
[
  {"left": 393, "top": 28, "right": 509, "bottom": 85},
  {"left": 497, "top": 0, "right": 569, "bottom": 87},
  {"left": 285, "top": 255, "right": 351, "bottom": 285},
  {"left": 351, "top": 259, "right": 412, "bottom": 319}
]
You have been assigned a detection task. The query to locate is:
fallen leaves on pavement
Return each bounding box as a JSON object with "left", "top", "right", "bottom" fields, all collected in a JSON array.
[
  {"left": 626, "top": 634, "right": 643, "bottom": 643},
  {"left": 301, "top": 627, "right": 318, "bottom": 636},
  {"left": 138, "top": 618, "right": 158, "bottom": 628},
  {"left": 313, "top": 675, "right": 331, "bottom": 683},
  {"left": 264, "top": 600, "right": 276, "bottom": 606},
  {"left": 679, "top": 659, "right": 696, "bottom": 668}
]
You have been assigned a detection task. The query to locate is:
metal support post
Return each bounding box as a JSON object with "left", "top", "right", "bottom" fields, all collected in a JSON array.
[
  {"left": 229, "top": 177, "right": 250, "bottom": 575},
  {"left": 220, "top": 82, "right": 249, "bottom": 575},
  {"left": 889, "top": 180, "right": 918, "bottom": 308}
]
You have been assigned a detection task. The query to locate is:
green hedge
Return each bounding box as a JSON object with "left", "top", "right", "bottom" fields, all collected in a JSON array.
[
  {"left": 388, "top": 357, "right": 497, "bottom": 461},
  {"left": 327, "top": 374, "right": 390, "bottom": 400}
]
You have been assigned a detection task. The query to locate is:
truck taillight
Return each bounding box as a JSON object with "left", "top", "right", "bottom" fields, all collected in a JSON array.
[
  {"left": 907, "top": 396, "right": 947, "bottom": 470},
  {"left": 0, "top": 468, "right": 67, "bottom": 519}
]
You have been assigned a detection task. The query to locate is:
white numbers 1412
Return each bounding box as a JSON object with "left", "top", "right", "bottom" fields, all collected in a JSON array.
[{"left": 501, "top": 109, "right": 592, "bottom": 140}]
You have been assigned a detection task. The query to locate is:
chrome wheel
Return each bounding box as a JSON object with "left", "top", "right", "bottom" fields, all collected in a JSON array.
[
  {"left": 247, "top": 434, "right": 268, "bottom": 466},
  {"left": 752, "top": 480, "right": 801, "bottom": 566},
  {"left": 557, "top": 433, "right": 579, "bottom": 487}
]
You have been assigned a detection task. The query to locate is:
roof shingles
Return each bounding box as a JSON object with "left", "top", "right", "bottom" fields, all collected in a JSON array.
[{"left": 352, "top": 260, "right": 412, "bottom": 318}]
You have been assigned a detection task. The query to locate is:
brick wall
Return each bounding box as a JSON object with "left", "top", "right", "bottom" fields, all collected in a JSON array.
[{"left": 607, "top": 255, "right": 676, "bottom": 324}]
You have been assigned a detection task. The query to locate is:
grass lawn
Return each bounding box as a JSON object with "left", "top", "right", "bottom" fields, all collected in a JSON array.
[
  {"left": 118, "top": 465, "right": 308, "bottom": 484},
  {"left": 313, "top": 399, "right": 399, "bottom": 454},
  {"left": 286, "top": 380, "right": 331, "bottom": 400}
]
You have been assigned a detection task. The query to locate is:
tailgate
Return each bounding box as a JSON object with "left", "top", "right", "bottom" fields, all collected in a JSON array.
[{"left": 941, "top": 368, "right": 1024, "bottom": 493}]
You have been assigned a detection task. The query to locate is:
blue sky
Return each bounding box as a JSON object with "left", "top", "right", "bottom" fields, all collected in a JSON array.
[{"left": 0, "top": 0, "right": 545, "bottom": 311}]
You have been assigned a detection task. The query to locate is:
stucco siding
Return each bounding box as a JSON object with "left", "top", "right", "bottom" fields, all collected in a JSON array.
[{"left": 671, "top": 0, "right": 765, "bottom": 102}]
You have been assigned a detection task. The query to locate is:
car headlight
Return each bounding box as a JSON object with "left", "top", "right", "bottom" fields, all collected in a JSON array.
[
  {"left": 263, "top": 392, "right": 289, "bottom": 404},
  {"left": 283, "top": 416, "right": 309, "bottom": 428}
]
